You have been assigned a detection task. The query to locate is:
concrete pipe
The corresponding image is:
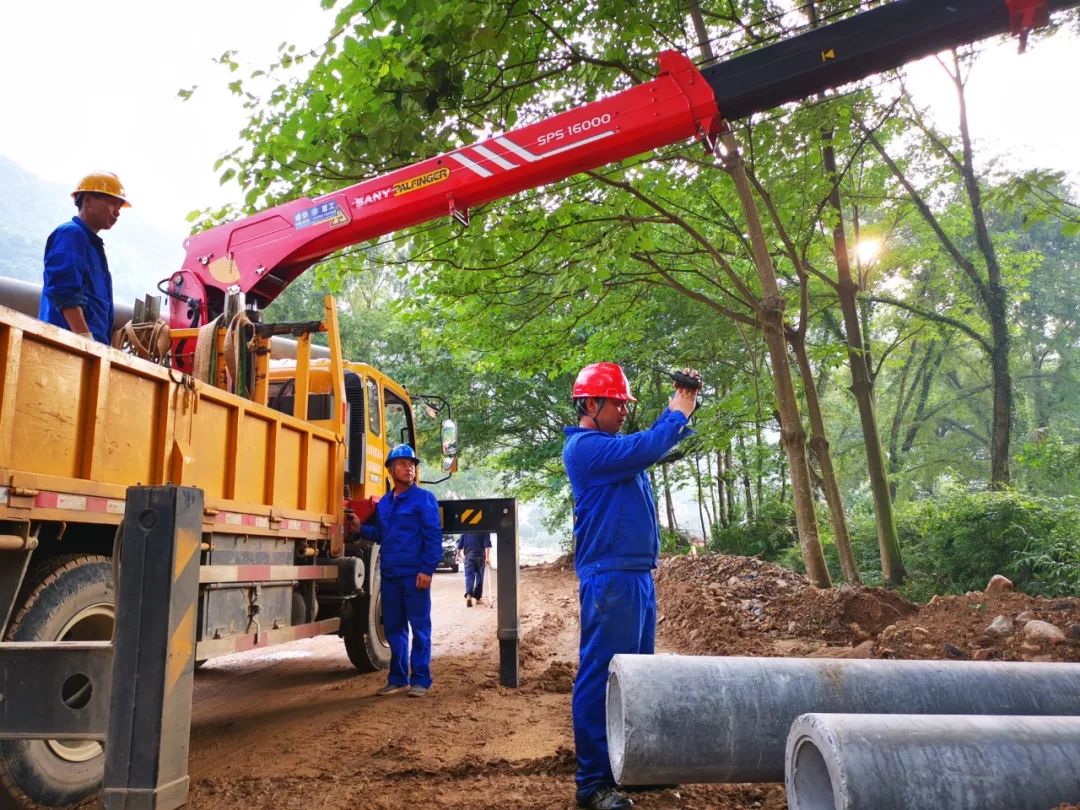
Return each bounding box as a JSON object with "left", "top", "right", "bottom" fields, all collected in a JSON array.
[
  {"left": 786, "top": 713, "right": 1080, "bottom": 810},
  {"left": 606, "top": 654, "right": 1080, "bottom": 785}
]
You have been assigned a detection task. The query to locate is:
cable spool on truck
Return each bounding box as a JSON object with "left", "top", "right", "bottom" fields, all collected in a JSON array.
[{"left": 0, "top": 1, "right": 1075, "bottom": 807}]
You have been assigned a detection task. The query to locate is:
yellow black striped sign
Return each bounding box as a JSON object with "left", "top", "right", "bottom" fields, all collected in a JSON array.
[{"left": 461, "top": 508, "right": 484, "bottom": 525}]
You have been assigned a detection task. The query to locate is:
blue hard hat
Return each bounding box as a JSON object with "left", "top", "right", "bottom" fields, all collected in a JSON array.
[{"left": 385, "top": 444, "right": 420, "bottom": 468}]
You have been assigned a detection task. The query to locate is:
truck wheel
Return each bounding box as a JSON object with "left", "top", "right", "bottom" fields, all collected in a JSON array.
[
  {"left": 0, "top": 554, "right": 114, "bottom": 809},
  {"left": 342, "top": 543, "right": 391, "bottom": 673}
]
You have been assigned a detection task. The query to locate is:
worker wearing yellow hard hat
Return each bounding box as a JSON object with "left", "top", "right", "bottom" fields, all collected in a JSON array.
[{"left": 38, "top": 172, "right": 130, "bottom": 344}]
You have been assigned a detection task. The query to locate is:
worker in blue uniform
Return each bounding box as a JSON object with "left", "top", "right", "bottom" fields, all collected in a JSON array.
[
  {"left": 357, "top": 444, "right": 443, "bottom": 697},
  {"left": 563, "top": 362, "right": 700, "bottom": 810},
  {"left": 456, "top": 531, "right": 492, "bottom": 606},
  {"left": 40, "top": 172, "right": 129, "bottom": 344}
]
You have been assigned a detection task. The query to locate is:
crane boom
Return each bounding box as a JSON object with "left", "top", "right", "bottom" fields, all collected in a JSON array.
[{"left": 169, "top": 0, "right": 1075, "bottom": 327}]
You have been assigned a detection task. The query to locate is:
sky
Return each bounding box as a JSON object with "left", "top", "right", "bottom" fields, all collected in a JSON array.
[
  {"left": 0, "top": 1, "right": 1077, "bottom": 258},
  {"left": 0, "top": 0, "right": 332, "bottom": 245}
]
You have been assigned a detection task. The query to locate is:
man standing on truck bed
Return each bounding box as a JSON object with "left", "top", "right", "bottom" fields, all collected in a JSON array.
[
  {"left": 357, "top": 444, "right": 442, "bottom": 697},
  {"left": 39, "top": 171, "right": 128, "bottom": 345},
  {"left": 563, "top": 362, "right": 700, "bottom": 810}
]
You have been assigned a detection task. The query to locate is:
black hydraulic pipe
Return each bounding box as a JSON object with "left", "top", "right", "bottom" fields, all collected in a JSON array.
[{"left": 705, "top": 0, "right": 1080, "bottom": 121}]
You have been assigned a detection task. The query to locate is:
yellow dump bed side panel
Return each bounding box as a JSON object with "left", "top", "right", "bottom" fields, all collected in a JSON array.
[{"left": 0, "top": 307, "right": 343, "bottom": 526}]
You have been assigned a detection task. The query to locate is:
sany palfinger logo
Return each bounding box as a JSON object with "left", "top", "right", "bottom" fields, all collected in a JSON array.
[{"left": 394, "top": 167, "right": 451, "bottom": 195}]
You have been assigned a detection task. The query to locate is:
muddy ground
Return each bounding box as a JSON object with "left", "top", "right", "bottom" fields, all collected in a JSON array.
[{"left": 182, "top": 555, "right": 1080, "bottom": 809}]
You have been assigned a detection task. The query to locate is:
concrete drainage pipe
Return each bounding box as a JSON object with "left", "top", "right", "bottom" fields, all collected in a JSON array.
[
  {"left": 606, "top": 654, "right": 1080, "bottom": 785},
  {"left": 786, "top": 713, "right": 1080, "bottom": 810}
]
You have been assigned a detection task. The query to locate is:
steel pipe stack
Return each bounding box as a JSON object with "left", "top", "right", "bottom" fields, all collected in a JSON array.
[
  {"left": 606, "top": 654, "right": 1080, "bottom": 785},
  {"left": 785, "top": 713, "right": 1080, "bottom": 810}
]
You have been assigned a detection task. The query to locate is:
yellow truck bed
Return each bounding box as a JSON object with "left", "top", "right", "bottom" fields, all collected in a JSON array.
[{"left": 0, "top": 305, "right": 344, "bottom": 547}]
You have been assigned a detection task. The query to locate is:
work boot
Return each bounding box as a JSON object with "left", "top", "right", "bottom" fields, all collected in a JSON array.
[
  {"left": 466, "top": 594, "right": 473, "bottom": 607},
  {"left": 576, "top": 786, "right": 633, "bottom": 809},
  {"left": 375, "top": 683, "right": 407, "bottom": 697}
]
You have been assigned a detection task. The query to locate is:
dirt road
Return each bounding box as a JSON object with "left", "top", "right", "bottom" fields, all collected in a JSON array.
[
  {"left": 185, "top": 565, "right": 784, "bottom": 810},
  {"left": 185, "top": 554, "right": 1080, "bottom": 809}
]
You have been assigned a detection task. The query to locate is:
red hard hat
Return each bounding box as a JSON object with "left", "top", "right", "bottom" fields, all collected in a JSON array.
[{"left": 572, "top": 362, "right": 637, "bottom": 401}]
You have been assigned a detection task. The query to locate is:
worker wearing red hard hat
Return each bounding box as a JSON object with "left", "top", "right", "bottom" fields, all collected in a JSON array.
[
  {"left": 39, "top": 172, "right": 130, "bottom": 344},
  {"left": 563, "top": 361, "right": 700, "bottom": 810}
]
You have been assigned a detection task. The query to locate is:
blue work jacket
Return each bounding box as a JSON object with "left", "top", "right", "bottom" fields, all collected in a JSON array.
[
  {"left": 457, "top": 532, "right": 491, "bottom": 559},
  {"left": 563, "top": 409, "right": 692, "bottom": 579},
  {"left": 359, "top": 484, "right": 443, "bottom": 577},
  {"left": 39, "top": 216, "right": 115, "bottom": 345}
]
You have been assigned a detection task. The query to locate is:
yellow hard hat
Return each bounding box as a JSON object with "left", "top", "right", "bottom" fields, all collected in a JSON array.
[{"left": 72, "top": 172, "right": 131, "bottom": 207}]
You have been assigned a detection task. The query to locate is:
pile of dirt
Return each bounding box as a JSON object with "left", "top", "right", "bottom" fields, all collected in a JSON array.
[
  {"left": 873, "top": 589, "right": 1080, "bottom": 662},
  {"left": 656, "top": 554, "right": 915, "bottom": 656},
  {"left": 530, "top": 660, "right": 576, "bottom": 693},
  {"left": 656, "top": 554, "right": 1080, "bottom": 664}
]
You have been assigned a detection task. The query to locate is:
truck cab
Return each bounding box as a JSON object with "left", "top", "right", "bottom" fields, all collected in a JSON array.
[{"left": 266, "top": 358, "right": 417, "bottom": 504}]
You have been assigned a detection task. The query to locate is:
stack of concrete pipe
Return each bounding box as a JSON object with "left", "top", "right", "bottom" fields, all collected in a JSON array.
[{"left": 606, "top": 654, "right": 1080, "bottom": 809}]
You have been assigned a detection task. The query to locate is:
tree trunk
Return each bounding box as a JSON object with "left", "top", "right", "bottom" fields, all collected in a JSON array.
[
  {"left": 725, "top": 446, "right": 737, "bottom": 524},
  {"left": 694, "top": 455, "right": 709, "bottom": 545},
  {"left": 1032, "top": 346, "right": 1049, "bottom": 431},
  {"left": 790, "top": 333, "right": 861, "bottom": 584},
  {"left": 737, "top": 433, "right": 755, "bottom": 520},
  {"left": 661, "top": 462, "right": 678, "bottom": 531},
  {"left": 953, "top": 52, "right": 1012, "bottom": 487},
  {"left": 754, "top": 420, "right": 765, "bottom": 510},
  {"left": 988, "top": 292, "right": 1013, "bottom": 487},
  {"left": 721, "top": 131, "right": 831, "bottom": 588},
  {"left": 778, "top": 451, "right": 788, "bottom": 503},
  {"left": 822, "top": 134, "right": 904, "bottom": 585},
  {"left": 715, "top": 450, "right": 729, "bottom": 527},
  {"left": 706, "top": 452, "right": 719, "bottom": 528}
]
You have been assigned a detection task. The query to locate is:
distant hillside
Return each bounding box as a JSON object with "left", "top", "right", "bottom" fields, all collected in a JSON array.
[{"left": 0, "top": 156, "right": 187, "bottom": 304}]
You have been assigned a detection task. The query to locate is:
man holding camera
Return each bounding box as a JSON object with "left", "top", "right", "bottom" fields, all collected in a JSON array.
[{"left": 563, "top": 362, "right": 700, "bottom": 810}]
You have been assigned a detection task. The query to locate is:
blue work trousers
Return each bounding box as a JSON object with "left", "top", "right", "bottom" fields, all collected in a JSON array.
[
  {"left": 464, "top": 556, "right": 486, "bottom": 598},
  {"left": 380, "top": 574, "right": 433, "bottom": 688},
  {"left": 573, "top": 569, "right": 656, "bottom": 798}
]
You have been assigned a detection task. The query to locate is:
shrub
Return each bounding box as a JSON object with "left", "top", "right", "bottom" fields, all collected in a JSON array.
[
  {"left": 843, "top": 490, "right": 1080, "bottom": 599},
  {"left": 710, "top": 499, "right": 799, "bottom": 559},
  {"left": 705, "top": 490, "right": 1080, "bottom": 600},
  {"left": 661, "top": 527, "right": 696, "bottom": 555}
]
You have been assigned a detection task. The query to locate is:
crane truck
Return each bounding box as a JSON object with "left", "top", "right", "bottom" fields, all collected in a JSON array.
[{"left": 0, "top": 0, "right": 1075, "bottom": 806}]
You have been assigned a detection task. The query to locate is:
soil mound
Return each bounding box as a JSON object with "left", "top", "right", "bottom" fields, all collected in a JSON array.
[
  {"left": 656, "top": 554, "right": 1080, "bottom": 664},
  {"left": 874, "top": 590, "right": 1080, "bottom": 662},
  {"left": 656, "top": 554, "right": 916, "bottom": 656}
]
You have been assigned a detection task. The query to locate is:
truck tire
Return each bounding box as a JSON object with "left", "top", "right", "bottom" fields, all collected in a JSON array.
[
  {"left": 342, "top": 543, "right": 391, "bottom": 673},
  {"left": 0, "top": 554, "right": 114, "bottom": 809}
]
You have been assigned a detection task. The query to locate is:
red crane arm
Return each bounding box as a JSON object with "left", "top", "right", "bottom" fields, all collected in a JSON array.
[
  {"left": 175, "top": 51, "right": 719, "bottom": 317},
  {"left": 170, "top": 0, "right": 1076, "bottom": 329}
]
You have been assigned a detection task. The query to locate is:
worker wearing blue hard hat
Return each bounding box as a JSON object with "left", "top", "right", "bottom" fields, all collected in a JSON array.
[
  {"left": 355, "top": 443, "right": 442, "bottom": 697},
  {"left": 563, "top": 362, "right": 700, "bottom": 810}
]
